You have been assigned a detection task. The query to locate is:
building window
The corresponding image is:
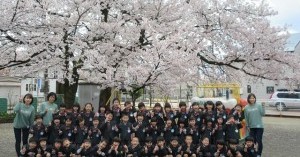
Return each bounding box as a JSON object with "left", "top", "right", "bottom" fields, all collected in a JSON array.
[
  {"left": 247, "top": 85, "right": 251, "bottom": 93},
  {"left": 266, "top": 86, "right": 274, "bottom": 94},
  {"left": 26, "top": 84, "right": 37, "bottom": 92}
]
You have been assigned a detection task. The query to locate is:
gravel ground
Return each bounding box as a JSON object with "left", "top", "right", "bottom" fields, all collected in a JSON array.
[{"left": 1, "top": 117, "right": 300, "bottom": 157}]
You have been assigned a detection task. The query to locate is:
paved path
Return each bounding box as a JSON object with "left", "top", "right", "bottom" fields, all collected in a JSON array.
[{"left": 1, "top": 117, "right": 300, "bottom": 156}]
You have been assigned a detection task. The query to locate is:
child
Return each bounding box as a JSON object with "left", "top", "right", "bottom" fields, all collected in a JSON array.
[
  {"left": 141, "top": 137, "right": 154, "bottom": 157},
  {"left": 50, "top": 139, "right": 63, "bottom": 157},
  {"left": 71, "top": 103, "right": 81, "bottom": 125},
  {"left": 53, "top": 103, "right": 67, "bottom": 125},
  {"left": 188, "top": 102, "right": 204, "bottom": 128},
  {"left": 76, "top": 139, "right": 94, "bottom": 156},
  {"left": 186, "top": 116, "right": 201, "bottom": 145},
  {"left": 97, "top": 104, "right": 108, "bottom": 123},
  {"left": 176, "top": 101, "right": 189, "bottom": 127},
  {"left": 95, "top": 139, "right": 109, "bottom": 157},
  {"left": 100, "top": 111, "right": 118, "bottom": 144},
  {"left": 61, "top": 138, "right": 77, "bottom": 157},
  {"left": 225, "top": 115, "right": 242, "bottom": 143},
  {"left": 163, "top": 119, "right": 179, "bottom": 145},
  {"left": 201, "top": 118, "right": 214, "bottom": 144},
  {"left": 88, "top": 117, "right": 102, "bottom": 146},
  {"left": 181, "top": 135, "right": 197, "bottom": 157},
  {"left": 214, "top": 140, "right": 227, "bottom": 157},
  {"left": 111, "top": 98, "right": 122, "bottom": 124},
  {"left": 146, "top": 117, "right": 162, "bottom": 144},
  {"left": 20, "top": 137, "right": 38, "bottom": 157},
  {"left": 203, "top": 101, "right": 217, "bottom": 124},
  {"left": 81, "top": 103, "right": 95, "bottom": 128},
  {"left": 227, "top": 138, "right": 243, "bottom": 157},
  {"left": 125, "top": 137, "right": 142, "bottom": 157},
  {"left": 152, "top": 136, "right": 168, "bottom": 156},
  {"left": 37, "top": 137, "right": 52, "bottom": 157},
  {"left": 214, "top": 115, "right": 226, "bottom": 143},
  {"left": 216, "top": 101, "right": 228, "bottom": 124},
  {"left": 167, "top": 136, "right": 182, "bottom": 157},
  {"left": 243, "top": 136, "right": 258, "bottom": 157},
  {"left": 198, "top": 136, "right": 216, "bottom": 157},
  {"left": 151, "top": 103, "right": 165, "bottom": 127},
  {"left": 132, "top": 113, "right": 147, "bottom": 145},
  {"left": 59, "top": 116, "right": 75, "bottom": 142},
  {"left": 107, "top": 137, "right": 125, "bottom": 157},
  {"left": 163, "top": 102, "right": 177, "bottom": 125},
  {"left": 121, "top": 101, "right": 136, "bottom": 124},
  {"left": 48, "top": 116, "right": 61, "bottom": 145},
  {"left": 117, "top": 114, "right": 133, "bottom": 145},
  {"left": 136, "top": 102, "right": 150, "bottom": 125},
  {"left": 30, "top": 115, "right": 47, "bottom": 142},
  {"left": 230, "top": 104, "right": 244, "bottom": 122},
  {"left": 74, "top": 117, "right": 88, "bottom": 146},
  {"left": 178, "top": 119, "right": 187, "bottom": 144}
]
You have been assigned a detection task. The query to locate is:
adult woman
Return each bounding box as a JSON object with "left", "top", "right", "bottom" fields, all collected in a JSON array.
[
  {"left": 39, "top": 92, "right": 58, "bottom": 126},
  {"left": 244, "top": 93, "right": 265, "bottom": 157},
  {"left": 13, "top": 93, "right": 35, "bottom": 157}
]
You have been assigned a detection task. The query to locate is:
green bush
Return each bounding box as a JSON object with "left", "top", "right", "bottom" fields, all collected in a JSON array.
[{"left": 0, "top": 112, "right": 16, "bottom": 123}]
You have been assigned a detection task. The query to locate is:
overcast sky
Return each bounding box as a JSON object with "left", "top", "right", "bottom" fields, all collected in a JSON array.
[{"left": 266, "top": 0, "right": 300, "bottom": 33}]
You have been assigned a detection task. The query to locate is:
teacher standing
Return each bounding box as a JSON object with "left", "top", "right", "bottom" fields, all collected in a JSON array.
[
  {"left": 244, "top": 93, "right": 265, "bottom": 157},
  {"left": 39, "top": 92, "right": 58, "bottom": 126},
  {"left": 13, "top": 93, "right": 35, "bottom": 157}
]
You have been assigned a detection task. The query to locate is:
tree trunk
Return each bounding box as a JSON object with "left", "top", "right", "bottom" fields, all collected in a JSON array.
[{"left": 99, "top": 87, "right": 112, "bottom": 109}]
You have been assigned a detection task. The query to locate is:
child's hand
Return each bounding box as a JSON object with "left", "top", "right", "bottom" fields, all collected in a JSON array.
[{"left": 154, "top": 145, "right": 159, "bottom": 151}]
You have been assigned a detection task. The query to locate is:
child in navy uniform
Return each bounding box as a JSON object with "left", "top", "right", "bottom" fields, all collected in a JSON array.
[
  {"left": 74, "top": 117, "right": 88, "bottom": 146},
  {"left": 141, "top": 137, "right": 154, "bottom": 157},
  {"left": 225, "top": 115, "right": 242, "bottom": 143},
  {"left": 81, "top": 103, "right": 95, "bottom": 128},
  {"left": 37, "top": 137, "right": 52, "bottom": 157},
  {"left": 121, "top": 101, "right": 136, "bottom": 124},
  {"left": 71, "top": 103, "right": 81, "bottom": 125},
  {"left": 61, "top": 138, "right": 77, "bottom": 157},
  {"left": 76, "top": 139, "right": 95, "bottom": 156},
  {"left": 88, "top": 117, "right": 102, "bottom": 146},
  {"left": 136, "top": 102, "right": 151, "bottom": 125},
  {"left": 151, "top": 103, "right": 165, "bottom": 127},
  {"left": 146, "top": 117, "right": 162, "bottom": 144},
  {"left": 181, "top": 135, "right": 197, "bottom": 157},
  {"left": 201, "top": 118, "right": 215, "bottom": 144},
  {"left": 30, "top": 115, "right": 47, "bottom": 142},
  {"left": 214, "top": 140, "right": 227, "bottom": 157},
  {"left": 214, "top": 115, "right": 226, "bottom": 143},
  {"left": 53, "top": 103, "right": 67, "bottom": 125},
  {"left": 163, "top": 119, "right": 178, "bottom": 145},
  {"left": 167, "top": 136, "right": 182, "bottom": 157},
  {"left": 188, "top": 102, "right": 204, "bottom": 128},
  {"left": 163, "top": 102, "right": 177, "bottom": 125},
  {"left": 125, "top": 137, "right": 142, "bottom": 157},
  {"left": 111, "top": 98, "right": 122, "bottom": 124},
  {"left": 243, "top": 136, "right": 258, "bottom": 157},
  {"left": 203, "top": 101, "right": 217, "bottom": 125},
  {"left": 132, "top": 113, "right": 147, "bottom": 145},
  {"left": 100, "top": 111, "right": 118, "bottom": 144},
  {"left": 152, "top": 136, "right": 168, "bottom": 156},
  {"left": 216, "top": 101, "right": 228, "bottom": 124},
  {"left": 94, "top": 139, "right": 109, "bottom": 157},
  {"left": 198, "top": 136, "right": 216, "bottom": 157},
  {"left": 227, "top": 138, "right": 243, "bottom": 157},
  {"left": 50, "top": 139, "right": 63, "bottom": 157},
  {"left": 20, "top": 137, "right": 38, "bottom": 157},
  {"left": 97, "top": 104, "right": 108, "bottom": 123},
  {"left": 178, "top": 119, "right": 187, "bottom": 144},
  {"left": 107, "top": 137, "right": 125, "bottom": 157},
  {"left": 59, "top": 116, "right": 75, "bottom": 142},
  {"left": 176, "top": 102, "right": 189, "bottom": 127},
  {"left": 48, "top": 116, "right": 61, "bottom": 145},
  {"left": 186, "top": 117, "right": 201, "bottom": 145},
  {"left": 117, "top": 114, "right": 133, "bottom": 145}
]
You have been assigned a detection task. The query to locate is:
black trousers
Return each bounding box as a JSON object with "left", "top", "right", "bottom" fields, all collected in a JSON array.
[{"left": 14, "top": 127, "right": 29, "bottom": 157}]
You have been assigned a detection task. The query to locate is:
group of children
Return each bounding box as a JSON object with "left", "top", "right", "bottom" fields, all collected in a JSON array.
[{"left": 21, "top": 98, "right": 259, "bottom": 157}]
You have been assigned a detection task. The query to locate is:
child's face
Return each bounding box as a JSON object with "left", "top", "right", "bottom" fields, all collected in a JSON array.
[
  {"left": 79, "top": 120, "right": 84, "bottom": 126},
  {"left": 137, "top": 115, "right": 144, "bottom": 121},
  {"left": 36, "top": 118, "right": 43, "bottom": 124},
  {"left": 84, "top": 142, "right": 91, "bottom": 148},
  {"left": 180, "top": 106, "right": 186, "bottom": 111},
  {"left": 113, "top": 100, "right": 120, "bottom": 107},
  {"left": 192, "top": 105, "right": 199, "bottom": 111},
  {"left": 217, "top": 118, "right": 223, "bottom": 124},
  {"left": 145, "top": 142, "right": 152, "bottom": 147},
  {"left": 185, "top": 136, "right": 193, "bottom": 145},
  {"left": 229, "top": 143, "right": 237, "bottom": 149},
  {"left": 217, "top": 144, "right": 223, "bottom": 150},
  {"left": 99, "top": 141, "right": 107, "bottom": 149},
  {"left": 73, "top": 106, "right": 79, "bottom": 111},
  {"left": 99, "top": 107, "right": 105, "bottom": 113},
  {"left": 40, "top": 141, "right": 47, "bottom": 147},
  {"left": 206, "top": 104, "right": 213, "bottom": 110},
  {"left": 139, "top": 106, "right": 145, "bottom": 111},
  {"left": 93, "top": 120, "right": 99, "bottom": 126},
  {"left": 189, "top": 120, "right": 196, "bottom": 126},
  {"left": 29, "top": 142, "right": 37, "bottom": 148},
  {"left": 207, "top": 122, "right": 212, "bottom": 127},
  {"left": 54, "top": 119, "right": 60, "bottom": 125},
  {"left": 113, "top": 142, "right": 120, "bottom": 148},
  {"left": 217, "top": 105, "right": 223, "bottom": 110},
  {"left": 166, "top": 120, "right": 172, "bottom": 126},
  {"left": 65, "top": 119, "right": 72, "bottom": 125},
  {"left": 151, "top": 121, "right": 157, "bottom": 126},
  {"left": 202, "top": 138, "right": 209, "bottom": 146},
  {"left": 63, "top": 140, "right": 71, "bottom": 147},
  {"left": 246, "top": 141, "right": 254, "bottom": 147},
  {"left": 154, "top": 106, "right": 161, "bottom": 112},
  {"left": 125, "top": 103, "right": 132, "bottom": 108},
  {"left": 54, "top": 142, "right": 61, "bottom": 149},
  {"left": 60, "top": 107, "right": 66, "bottom": 112},
  {"left": 131, "top": 138, "right": 139, "bottom": 146},
  {"left": 171, "top": 140, "right": 179, "bottom": 147},
  {"left": 179, "top": 123, "right": 185, "bottom": 128},
  {"left": 157, "top": 141, "right": 164, "bottom": 147},
  {"left": 122, "top": 116, "right": 129, "bottom": 122},
  {"left": 106, "top": 113, "right": 113, "bottom": 121},
  {"left": 165, "top": 107, "right": 171, "bottom": 112},
  {"left": 85, "top": 104, "right": 92, "bottom": 112},
  {"left": 235, "top": 106, "right": 241, "bottom": 112}
]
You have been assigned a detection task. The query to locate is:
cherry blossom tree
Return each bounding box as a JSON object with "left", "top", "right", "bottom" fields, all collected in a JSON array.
[{"left": 0, "top": 0, "right": 298, "bottom": 107}]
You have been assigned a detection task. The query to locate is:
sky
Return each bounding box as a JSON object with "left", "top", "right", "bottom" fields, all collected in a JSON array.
[{"left": 266, "top": 0, "right": 300, "bottom": 33}]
